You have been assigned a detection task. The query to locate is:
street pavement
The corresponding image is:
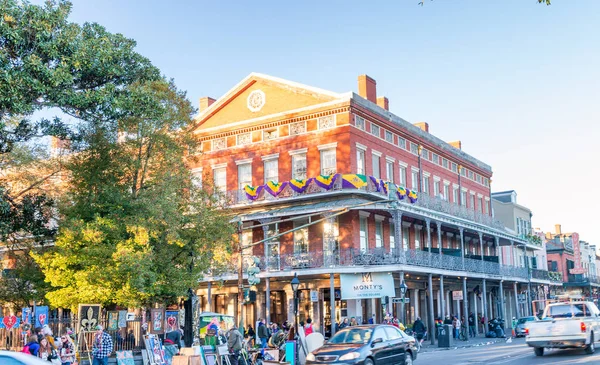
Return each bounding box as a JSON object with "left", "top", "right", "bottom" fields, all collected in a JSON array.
[{"left": 416, "top": 337, "right": 600, "bottom": 364}]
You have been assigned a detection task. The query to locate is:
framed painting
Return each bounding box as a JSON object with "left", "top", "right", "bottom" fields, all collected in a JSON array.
[
  {"left": 150, "top": 308, "right": 165, "bottom": 335},
  {"left": 78, "top": 304, "right": 102, "bottom": 332},
  {"left": 107, "top": 311, "right": 119, "bottom": 331},
  {"left": 165, "top": 310, "right": 179, "bottom": 332}
]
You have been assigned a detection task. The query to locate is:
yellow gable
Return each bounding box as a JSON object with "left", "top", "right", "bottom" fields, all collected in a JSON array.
[{"left": 194, "top": 75, "right": 341, "bottom": 131}]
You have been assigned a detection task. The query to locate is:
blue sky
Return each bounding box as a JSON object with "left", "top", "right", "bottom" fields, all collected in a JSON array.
[{"left": 59, "top": 0, "right": 599, "bottom": 247}]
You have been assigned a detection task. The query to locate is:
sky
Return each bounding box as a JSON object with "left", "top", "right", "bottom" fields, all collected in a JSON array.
[{"left": 48, "top": 0, "right": 600, "bottom": 246}]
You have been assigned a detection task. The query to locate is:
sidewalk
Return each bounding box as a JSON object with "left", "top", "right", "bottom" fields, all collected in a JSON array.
[{"left": 419, "top": 334, "right": 514, "bottom": 353}]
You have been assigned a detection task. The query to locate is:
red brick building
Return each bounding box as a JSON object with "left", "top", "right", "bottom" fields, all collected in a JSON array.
[{"left": 190, "top": 73, "right": 556, "bottom": 338}]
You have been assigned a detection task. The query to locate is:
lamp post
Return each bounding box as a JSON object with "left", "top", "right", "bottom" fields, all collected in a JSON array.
[
  {"left": 291, "top": 273, "right": 300, "bottom": 365},
  {"left": 400, "top": 281, "right": 408, "bottom": 325}
]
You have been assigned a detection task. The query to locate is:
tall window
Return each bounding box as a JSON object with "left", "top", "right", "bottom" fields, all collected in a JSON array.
[
  {"left": 320, "top": 149, "right": 337, "bottom": 175},
  {"left": 461, "top": 191, "right": 467, "bottom": 206},
  {"left": 385, "top": 130, "right": 393, "bottom": 143},
  {"left": 291, "top": 153, "right": 307, "bottom": 180},
  {"left": 264, "top": 158, "right": 278, "bottom": 182},
  {"left": 359, "top": 216, "right": 368, "bottom": 253},
  {"left": 443, "top": 184, "right": 449, "bottom": 201},
  {"left": 375, "top": 220, "right": 383, "bottom": 248},
  {"left": 371, "top": 124, "right": 380, "bottom": 137},
  {"left": 422, "top": 175, "right": 430, "bottom": 195},
  {"left": 386, "top": 161, "right": 394, "bottom": 183},
  {"left": 390, "top": 220, "right": 395, "bottom": 250},
  {"left": 213, "top": 167, "right": 226, "bottom": 193},
  {"left": 372, "top": 154, "right": 381, "bottom": 178},
  {"left": 355, "top": 116, "right": 365, "bottom": 130},
  {"left": 265, "top": 223, "right": 280, "bottom": 270},
  {"left": 434, "top": 180, "right": 440, "bottom": 197},
  {"left": 470, "top": 193, "right": 475, "bottom": 209},
  {"left": 323, "top": 218, "right": 339, "bottom": 262},
  {"left": 357, "top": 149, "right": 366, "bottom": 175},
  {"left": 238, "top": 163, "right": 252, "bottom": 190},
  {"left": 415, "top": 227, "right": 421, "bottom": 250},
  {"left": 402, "top": 226, "right": 409, "bottom": 250},
  {"left": 399, "top": 165, "right": 407, "bottom": 186},
  {"left": 452, "top": 186, "right": 459, "bottom": 204},
  {"left": 294, "top": 219, "right": 309, "bottom": 254},
  {"left": 484, "top": 199, "right": 489, "bottom": 214},
  {"left": 191, "top": 168, "right": 203, "bottom": 189},
  {"left": 411, "top": 170, "right": 419, "bottom": 190},
  {"left": 478, "top": 197, "right": 483, "bottom": 212}
]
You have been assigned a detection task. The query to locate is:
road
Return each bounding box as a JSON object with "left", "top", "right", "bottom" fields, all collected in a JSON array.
[{"left": 417, "top": 338, "right": 600, "bottom": 365}]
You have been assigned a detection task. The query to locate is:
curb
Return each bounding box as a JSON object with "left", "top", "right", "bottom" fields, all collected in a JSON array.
[{"left": 420, "top": 338, "right": 508, "bottom": 353}]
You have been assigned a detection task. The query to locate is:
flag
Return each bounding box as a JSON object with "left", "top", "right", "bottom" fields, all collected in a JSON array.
[
  {"left": 289, "top": 178, "right": 312, "bottom": 193},
  {"left": 396, "top": 186, "right": 407, "bottom": 200},
  {"left": 244, "top": 185, "right": 263, "bottom": 201},
  {"left": 369, "top": 176, "right": 383, "bottom": 192},
  {"left": 264, "top": 181, "right": 288, "bottom": 196},
  {"left": 315, "top": 174, "right": 338, "bottom": 190},
  {"left": 408, "top": 189, "right": 418, "bottom": 203},
  {"left": 341, "top": 174, "right": 367, "bottom": 189}
]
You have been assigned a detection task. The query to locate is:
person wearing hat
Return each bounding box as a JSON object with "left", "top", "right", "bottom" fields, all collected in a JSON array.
[{"left": 91, "top": 325, "right": 113, "bottom": 365}]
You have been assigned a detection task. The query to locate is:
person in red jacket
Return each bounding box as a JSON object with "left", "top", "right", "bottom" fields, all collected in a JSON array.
[{"left": 304, "top": 318, "right": 314, "bottom": 336}]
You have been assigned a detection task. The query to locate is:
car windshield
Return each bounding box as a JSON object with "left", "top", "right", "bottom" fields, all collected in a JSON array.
[
  {"left": 328, "top": 328, "right": 373, "bottom": 344},
  {"left": 518, "top": 317, "right": 536, "bottom": 324}
]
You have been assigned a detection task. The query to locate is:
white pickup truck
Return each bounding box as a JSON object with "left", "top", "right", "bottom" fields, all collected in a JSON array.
[{"left": 526, "top": 301, "right": 600, "bottom": 356}]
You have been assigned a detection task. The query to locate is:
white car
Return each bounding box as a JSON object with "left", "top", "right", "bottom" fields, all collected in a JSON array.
[
  {"left": 0, "top": 351, "right": 53, "bottom": 364},
  {"left": 526, "top": 301, "right": 600, "bottom": 356}
]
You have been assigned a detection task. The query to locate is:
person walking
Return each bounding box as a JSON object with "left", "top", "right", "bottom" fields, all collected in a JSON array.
[
  {"left": 91, "top": 325, "right": 113, "bottom": 365},
  {"left": 468, "top": 312, "right": 476, "bottom": 338},
  {"left": 59, "top": 333, "right": 76, "bottom": 365},
  {"left": 227, "top": 324, "right": 243, "bottom": 365},
  {"left": 304, "top": 318, "right": 314, "bottom": 336},
  {"left": 452, "top": 316, "right": 460, "bottom": 339},
  {"left": 257, "top": 319, "right": 269, "bottom": 354},
  {"left": 412, "top": 317, "right": 426, "bottom": 351},
  {"left": 339, "top": 318, "right": 349, "bottom": 330}
]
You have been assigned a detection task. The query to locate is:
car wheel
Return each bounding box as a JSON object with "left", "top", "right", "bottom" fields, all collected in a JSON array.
[
  {"left": 534, "top": 347, "right": 544, "bottom": 357},
  {"left": 364, "top": 357, "right": 375, "bottom": 365},
  {"left": 585, "top": 334, "right": 595, "bottom": 354},
  {"left": 404, "top": 352, "right": 413, "bottom": 365}
]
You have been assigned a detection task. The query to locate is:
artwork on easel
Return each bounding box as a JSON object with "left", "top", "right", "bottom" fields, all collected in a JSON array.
[
  {"left": 150, "top": 308, "right": 165, "bottom": 334},
  {"left": 118, "top": 310, "right": 127, "bottom": 328},
  {"left": 108, "top": 311, "right": 119, "bottom": 331},
  {"left": 165, "top": 311, "right": 179, "bottom": 332},
  {"left": 201, "top": 346, "right": 217, "bottom": 365},
  {"left": 144, "top": 334, "right": 166, "bottom": 365},
  {"left": 117, "top": 350, "right": 135, "bottom": 365},
  {"left": 78, "top": 304, "right": 102, "bottom": 332}
]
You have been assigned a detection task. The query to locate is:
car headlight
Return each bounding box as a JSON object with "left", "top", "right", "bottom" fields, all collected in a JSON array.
[
  {"left": 306, "top": 353, "right": 316, "bottom": 362},
  {"left": 339, "top": 352, "right": 361, "bottom": 361}
]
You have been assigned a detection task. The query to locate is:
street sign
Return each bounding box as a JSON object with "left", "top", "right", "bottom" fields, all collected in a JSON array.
[
  {"left": 392, "top": 297, "right": 410, "bottom": 304},
  {"left": 452, "top": 291, "right": 463, "bottom": 301}
]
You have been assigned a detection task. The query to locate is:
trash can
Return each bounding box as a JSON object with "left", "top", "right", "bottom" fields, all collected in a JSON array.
[{"left": 438, "top": 324, "right": 454, "bottom": 348}]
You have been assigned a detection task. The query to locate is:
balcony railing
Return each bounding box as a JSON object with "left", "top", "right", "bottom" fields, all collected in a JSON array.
[
  {"left": 567, "top": 274, "right": 600, "bottom": 285},
  {"left": 531, "top": 268, "right": 563, "bottom": 283},
  {"left": 211, "top": 248, "right": 535, "bottom": 280},
  {"left": 224, "top": 176, "right": 506, "bottom": 230}
]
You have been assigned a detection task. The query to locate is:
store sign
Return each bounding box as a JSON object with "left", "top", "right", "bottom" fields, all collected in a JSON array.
[
  {"left": 452, "top": 291, "right": 463, "bottom": 301},
  {"left": 340, "top": 273, "right": 395, "bottom": 300},
  {"left": 310, "top": 290, "right": 319, "bottom": 302}
]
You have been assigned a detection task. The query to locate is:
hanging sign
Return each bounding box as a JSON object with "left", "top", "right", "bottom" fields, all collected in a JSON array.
[
  {"left": 340, "top": 273, "right": 395, "bottom": 300},
  {"left": 452, "top": 291, "right": 463, "bottom": 301},
  {"left": 310, "top": 290, "right": 319, "bottom": 302}
]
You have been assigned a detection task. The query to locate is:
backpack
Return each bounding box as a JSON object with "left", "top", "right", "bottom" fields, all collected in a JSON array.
[{"left": 21, "top": 345, "right": 31, "bottom": 354}]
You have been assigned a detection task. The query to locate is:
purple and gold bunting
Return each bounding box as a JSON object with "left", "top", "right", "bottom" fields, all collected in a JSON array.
[
  {"left": 396, "top": 186, "right": 407, "bottom": 200},
  {"left": 315, "top": 174, "right": 338, "bottom": 190},
  {"left": 382, "top": 181, "right": 393, "bottom": 195},
  {"left": 408, "top": 189, "right": 418, "bottom": 203},
  {"left": 244, "top": 185, "right": 263, "bottom": 201},
  {"left": 264, "top": 181, "right": 288, "bottom": 196},
  {"left": 369, "top": 176, "right": 383, "bottom": 192},
  {"left": 289, "top": 178, "right": 312, "bottom": 193},
  {"left": 341, "top": 174, "right": 367, "bottom": 189}
]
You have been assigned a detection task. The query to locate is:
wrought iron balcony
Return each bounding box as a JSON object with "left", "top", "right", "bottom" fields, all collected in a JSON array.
[{"left": 531, "top": 268, "right": 563, "bottom": 283}]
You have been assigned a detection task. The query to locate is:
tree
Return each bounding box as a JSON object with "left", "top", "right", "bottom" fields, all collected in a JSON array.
[{"left": 33, "top": 79, "right": 235, "bottom": 310}]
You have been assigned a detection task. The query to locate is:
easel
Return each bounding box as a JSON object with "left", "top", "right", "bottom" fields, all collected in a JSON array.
[{"left": 76, "top": 331, "right": 94, "bottom": 365}]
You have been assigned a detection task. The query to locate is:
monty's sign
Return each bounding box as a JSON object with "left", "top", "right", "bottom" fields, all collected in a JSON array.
[{"left": 340, "top": 273, "right": 395, "bottom": 300}]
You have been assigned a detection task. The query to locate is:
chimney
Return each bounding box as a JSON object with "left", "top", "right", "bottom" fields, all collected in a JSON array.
[
  {"left": 199, "top": 97, "right": 216, "bottom": 112},
  {"left": 449, "top": 140, "right": 462, "bottom": 150},
  {"left": 358, "top": 75, "right": 377, "bottom": 103},
  {"left": 555, "top": 224, "right": 562, "bottom": 235},
  {"left": 376, "top": 96, "right": 389, "bottom": 111},
  {"left": 414, "top": 122, "right": 429, "bottom": 133}
]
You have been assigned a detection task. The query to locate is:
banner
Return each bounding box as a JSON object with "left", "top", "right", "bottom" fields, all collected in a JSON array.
[
  {"left": 341, "top": 174, "right": 367, "bottom": 189},
  {"left": 340, "top": 273, "right": 395, "bottom": 300},
  {"left": 22, "top": 307, "right": 32, "bottom": 325},
  {"left": 35, "top": 306, "right": 49, "bottom": 328},
  {"left": 289, "top": 178, "right": 312, "bottom": 193},
  {"left": 244, "top": 185, "right": 263, "bottom": 201},
  {"left": 264, "top": 181, "right": 288, "bottom": 197},
  {"left": 314, "top": 174, "right": 338, "bottom": 190}
]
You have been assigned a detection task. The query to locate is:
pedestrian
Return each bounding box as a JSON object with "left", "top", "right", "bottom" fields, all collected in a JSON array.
[
  {"left": 511, "top": 317, "right": 517, "bottom": 337},
  {"left": 42, "top": 325, "right": 57, "bottom": 349},
  {"left": 468, "top": 312, "right": 476, "bottom": 338},
  {"left": 38, "top": 337, "right": 54, "bottom": 361},
  {"left": 59, "top": 332, "right": 76, "bottom": 365},
  {"left": 126, "top": 329, "right": 136, "bottom": 348},
  {"left": 304, "top": 318, "right": 314, "bottom": 336},
  {"left": 452, "top": 316, "right": 460, "bottom": 339},
  {"left": 368, "top": 314, "right": 376, "bottom": 324},
  {"left": 227, "top": 324, "right": 243, "bottom": 365},
  {"left": 443, "top": 315, "right": 452, "bottom": 325},
  {"left": 339, "top": 318, "right": 349, "bottom": 330},
  {"left": 166, "top": 325, "right": 182, "bottom": 349},
  {"left": 23, "top": 335, "right": 40, "bottom": 356},
  {"left": 412, "top": 317, "right": 426, "bottom": 351},
  {"left": 91, "top": 325, "right": 113, "bottom": 365},
  {"left": 246, "top": 324, "right": 255, "bottom": 346},
  {"left": 350, "top": 317, "right": 358, "bottom": 326},
  {"left": 257, "top": 318, "right": 269, "bottom": 354}
]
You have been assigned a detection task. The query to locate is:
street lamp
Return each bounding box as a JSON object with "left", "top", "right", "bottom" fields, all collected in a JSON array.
[
  {"left": 399, "top": 281, "right": 408, "bottom": 325},
  {"left": 291, "top": 273, "right": 300, "bottom": 365}
]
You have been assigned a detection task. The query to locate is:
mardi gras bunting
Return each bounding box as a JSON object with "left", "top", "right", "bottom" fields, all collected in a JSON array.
[
  {"left": 341, "top": 174, "right": 367, "bottom": 189},
  {"left": 369, "top": 176, "right": 383, "bottom": 192},
  {"left": 289, "top": 178, "right": 312, "bottom": 193},
  {"left": 264, "top": 181, "right": 288, "bottom": 197},
  {"left": 244, "top": 185, "right": 263, "bottom": 201},
  {"left": 408, "top": 189, "right": 418, "bottom": 203},
  {"left": 382, "top": 181, "right": 393, "bottom": 195},
  {"left": 396, "top": 186, "right": 407, "bottom": 200},
  {"left": 315, "top": 174, "right": 338, "bottom": 190}
]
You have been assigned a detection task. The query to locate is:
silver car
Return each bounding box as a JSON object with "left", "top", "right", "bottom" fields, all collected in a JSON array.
[
  {"left": 515, "top": 316, "right": 538, "bottom": 337},
  {"left": 0, "top": 350, "right": 52, "bottom": 364}
]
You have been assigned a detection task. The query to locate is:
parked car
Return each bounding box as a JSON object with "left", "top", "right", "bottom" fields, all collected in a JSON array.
[
  {"left": 305, "top": 325, "right": 417, "bottom": 365},
  {"left": 515, "top": 316, "right": 538, "bottom": 337},
  {"left": 526, "top": 301, "right": 600, "bottom": 356},
  {"left": 0, "top": 350, "right": 51, "bottom": 364}
]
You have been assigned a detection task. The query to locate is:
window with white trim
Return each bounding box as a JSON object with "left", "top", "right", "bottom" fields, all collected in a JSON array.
[
  {"left": 421, "top": 148, "right": 429, "bottom": 161},
  {"left": 294, "top": 219, "right": 309, "bottom": 254},
  {"left": 375, "top": 220, "right": 383, "bottom": 248},
  {"left": 390, "top": 221, "right": 395, "bottom": 250},
  {"left": 443, "top": 184, "right": 449, "bottom": 201},
  {"left": 292, "top": 153, "right": 307, "bottom": 180},
  {"left": 357, "top": 149, "right": 366, "bottom": 175},
  {"left": 422, "top": 175, "right": 430, "bottom": 195},
  {"left": 410, "top": 142, "right": 419, "bottom": 155},
  {"left": 385, "top": 130, "right": 393, "bottom": 143},
  {"left": 397, "top": 136, "right": 406, "bottom": 149},
  {"left": 453, "top": 186, "right": 459, "bottom": 204},
  {"left": 213, "top": 167, "right": 226, "bottom": 193},
  {"left": 411, "top": 170, "right": 419, "bottom": 190},
  {"left": 264, "top": 158, "right": 279, "bottom": 182},
  {"left": 371, "top": 123, "right": 380, "bottom": 137},
  {"left": 402, "top": 226, "right": 409, "bottom": 250},
  {"left": 386, "top": 161, "right": 394, "bottom": 183},
  {"left": 359, "top": 216, "right": 368, "bottom": 253},
  {"left": 451, "top": 162, "right": 458, "bottom": 173},
  {"left": 478, "top": 197, "right": 483, "bottom": 212},
  {"left": 238, "top": 163, "right": 252, "bottom": 190},
  {"left": 432, "top": 152, "right": 439, "bottom": 164},
  {"left": 484, "top": 199, "right": 489, "bottom": 214},
  {"left": 461, "top": 191, "right": 467, "bottom": 206},
  {"left": 442, "top": 158, "right": 449, "bottom": 169},
  {"left": 415, "top": 227, "right": 421, "bottom": 250},
  {"left": 470, "top": 193, "right": 475, "bottom": 210},
  {"left": 434, "top": 180, "right": 440, "bottom": 197},
  {"left": 399, "top": 165, "right": 407, "bottom": 186},
  {"left": 320, "top": 148, "right": 337, "bottom": 175},
  {"left": 372, "top": 154, "right": 381, "bottom": 178},
  {"left": 355, "top": 116, "right": 365, "bottom": 130}
]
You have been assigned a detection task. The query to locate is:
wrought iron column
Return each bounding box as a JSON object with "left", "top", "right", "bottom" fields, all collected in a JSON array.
[
  {"left": 495, "top": 237, "right": 502, "bottom": 265},
  {"left": 437, "top": 222, "right": 443, "bottom": 255},
  {"left": 513, "top": 282, "right": 520, "bottom": 319},
  {"left": 426, "top": 219, "right": 432, "bottom": 253},
  {"left": 462, "top": 277, "right": 469, "bottom": 339},
  {"left": 330, "top": 273, "right": 336, "bottom": 336},
  {"left": 482, "top": 279, "right": 488, "bottom": 333},
  {"left": 499, "top": 280, "right": 505, "bottom": 322},
  {"left": 459, "top": 227, "right": 465, "bottom": 269},
  {"left": 510, "top": 241, "right": 515, "bottom": 266},
  {"left": 428, "top": 274, "right": 435, "bottom": 344},
  {"left": 473, "top": 290, "right": 478, "bottom": 336},
  {"left": 440, "top": 275, "right": 445, "bottom": 321},
  {"left": 393, "top": 210, "right": 403, "bottom": 258},
  {"left": 266, "top": 277, "right": 271, "bottom": 325},
  {"left": 478, "top": 232, "right": 484, "bottom": 262},
  {"left": 527, "top": 282, "right": 532, "bottom": 316}
]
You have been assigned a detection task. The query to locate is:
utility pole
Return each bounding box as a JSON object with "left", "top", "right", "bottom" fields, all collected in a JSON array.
[{"left": 237, "top": 220, "right": 245, "bottom": 336}]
